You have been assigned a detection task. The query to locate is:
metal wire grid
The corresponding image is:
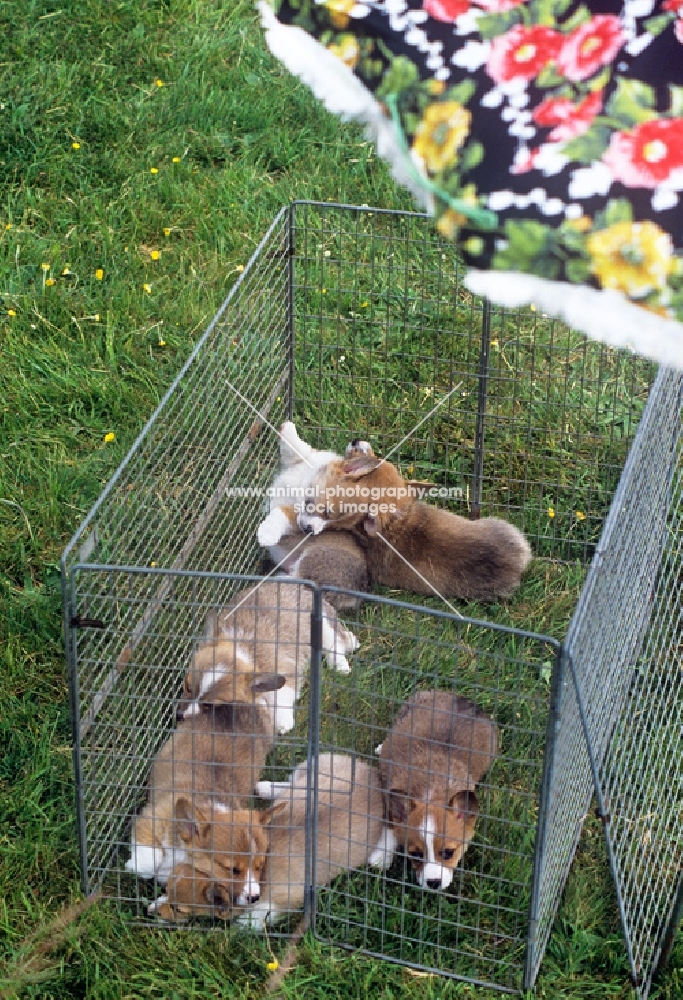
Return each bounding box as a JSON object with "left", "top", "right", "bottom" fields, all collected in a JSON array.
[
  {"left": 60, "top": 200, "right": 671, "bottom": 993},
  {"left": 564, "top": 366, "right": 683, "bottom": 998},
  {"left": 310, "top": 590, "right": 560, "bottom": 994},
  {"left": 288, "top": 201, "right": 654, "bottom": 561}
]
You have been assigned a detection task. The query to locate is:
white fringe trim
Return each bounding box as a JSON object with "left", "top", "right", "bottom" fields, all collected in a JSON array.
[
  {"left": 258, "top": 2, "right": 433, "bottom": 213},
  {"left": 465, "top": 271, "right": 683, "bottom": 370}
]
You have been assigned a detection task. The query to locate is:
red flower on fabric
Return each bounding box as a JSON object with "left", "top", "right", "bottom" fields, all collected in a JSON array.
[
  {"left": 533, "top": 90, "right": 604, "bottom": 143},
  {"left": 487, "top": 25, "right": 563, "bottom": 85},
  {"left": 556, "top": 15, "right": 624, "bottom": 82},
  {"left": 603, "top": 118, "right": 683, "bottom": 188},
  {"left": 423, "top": 0, "right": 470, "bottom": 20},
  {"left": 663, "top": 0, "right": 683, "bottom": 11}
]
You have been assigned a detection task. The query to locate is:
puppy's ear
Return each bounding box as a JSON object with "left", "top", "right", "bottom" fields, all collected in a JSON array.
[
  {"left": 388, "top": 788, "right": 410, "bottom": 825},
  {"left": 448, "top": 789, "right": 479, "bottom": 818},
  {"left": 204, "top": 609, "right": 218, "bottom": 639},
  {"left": 252, "top": 673, "right": 288, "bottom": 693},
  {"left": 342, "top": 456, "right": 382, "bottom": 478},
  {"left": 175, "top": 798, "right": 211, "bottom": 844},
  {"left": 258, "top": 800, "right": 288, "bottom": 824}
]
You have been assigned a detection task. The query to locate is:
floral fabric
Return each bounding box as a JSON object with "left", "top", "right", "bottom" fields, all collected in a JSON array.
[{"left": 265, "top": 0, "right": 683, "bottom": 337}]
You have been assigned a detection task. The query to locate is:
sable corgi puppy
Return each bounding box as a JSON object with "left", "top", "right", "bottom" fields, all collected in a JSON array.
[
  {"left": 373, "top": 690, "right": 499, "bottom": 890},
  {"left": 125, "top": 670, "right": 284, "bottom": 883},
  {"left": 298, "top": 446, "right": 532, "bottom": 601},
  {"left": 145, "top": 797, "right": 269, "bottom": 922},
  {"left": 231, "top": 753, "right": 389, "bottom": 929},
  {"left": 180, "top": 580, "right": 359, "bottom": 733},
  {"left": 270, "top": 530, "right": 368, "bottom": 609}
]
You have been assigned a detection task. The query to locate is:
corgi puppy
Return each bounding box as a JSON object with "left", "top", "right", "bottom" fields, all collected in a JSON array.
[
  {"left": 257, "top": 423, "right": 370, "bottom": 606},
  {"left": 297, "top": 445, "right": 532, "bottom": 601},
  {"left": 373, "top": 690, "right": 499, "bottom": 890},
  {"left": 180, "top": 580, "right": 359, "bottom": 734},
  {"left": 232, "top": 753, "right": 390, "bottom": 929},
  {"left": 125, "top": 670, "right": 284, "bottom": 883},
  {"left": 145, "top": 797, "right": 269, "bottom": 922},
  {"left": 257, "top": 421, "right": 341, "bottom": 554}
]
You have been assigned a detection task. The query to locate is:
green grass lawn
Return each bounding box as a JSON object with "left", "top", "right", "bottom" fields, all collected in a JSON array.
[{"left": 1, "top": 1, "right": 681, "bottom": 998}]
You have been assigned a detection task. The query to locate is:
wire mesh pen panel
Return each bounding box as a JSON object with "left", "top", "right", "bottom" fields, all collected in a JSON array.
[{"left": 62, "top": 201, "right": 680, "bottom": 997}]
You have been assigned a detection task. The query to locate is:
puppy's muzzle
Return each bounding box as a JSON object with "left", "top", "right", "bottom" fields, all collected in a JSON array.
[{"left": 425, "top": 878, "right": 442, "bottom": 891}]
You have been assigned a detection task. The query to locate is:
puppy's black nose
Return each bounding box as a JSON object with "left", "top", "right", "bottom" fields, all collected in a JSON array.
[
  {"left": 350, "top": 438, "right": 362, "bottom": 447},
  {"left": 245, "top": 892, "right": 260, "bottom": 904},
  {"left": 426, "top": 878, "right": 442, "bottom": 891}
]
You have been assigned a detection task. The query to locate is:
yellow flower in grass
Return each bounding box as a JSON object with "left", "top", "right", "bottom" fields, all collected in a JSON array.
[
  {"left": 95, "top": 268, "right": 104, "bottom": 280},
  {"left": 547, "top": 507, "right": 555, "bottom": 519},
  {"left": 104, "top": 432, "right": 115, "bottom": 443},
  {"left": 325, "top": 0, "right": 356, "bottom": 29},
  {"left": 328, "top": 34, "right": 360, "bottom": 69},
  {"left": 45, "top": 278, "right": 55, "bottom": 286},
  {"left": 575, "top": 510, "right": 586, "bottom": 521},
  {"left": 143, "top": 283, "right": 152, "bottom": 294},
  {"left": 412, "top": 101, "right": 471, "bottom": 175},
  {"left": 587, "top": 221, "right": 674, "bottom": 299},
  {"left": 150, "top": 250, "right": 160, "bottom": 261}
]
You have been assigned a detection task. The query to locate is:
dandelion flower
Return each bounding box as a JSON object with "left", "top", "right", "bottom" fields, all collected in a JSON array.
[
  {"left": 7, "top": 309, "right": 16, "bottom": 317},
  {"left": 62, "top": 265, "right": 72, "bottom": 275},
  {"left": 150, "top": 167, "right": 159, "bottom": 174},
  {"left": 575, "top": 510, "right": 586, "bottom": 521},
  {"left": 143, "top": 283, "right": 152, "bottom": 294},
  {"left": 41, "top": 262, "right": 50, "bottom": 271},
  {"left": 104, "top": 432, "right": 115, "bottom": 443},
  {"left": 72, "top": 141, "right": 81, "bottom": 149},
  {"left": 547, "top": 507, "right": 555, "bottom": 519},
  {"left": 172, "top": 156, "right": 181, "bottom": 163},
  {"left": 163, "top": 228, "right": 171, "bottom": 237},
  {"left": 95, "top": 268, "right": 104, "bottom": 280},
  {"left": 45, "top": 278, "right": 56, "bottom": 286},
  {"left": 360, "top": 300, "right": 368, "bottom": 308},
  {"left": 150, "top": 250, "right": 160, "bottom": 261},
  {"left": 490, "top": 338, "right": 499, "bottom": 348},
  {"left": 266, "top": 961, "right": 279, "bottom": 971},
  {"left": 157, "top": 338, "right": 166, "bottom": 347},
  {"left": 5, "top": 223, "right": 12, "bottom": 230},
  {"left": 94, "top": 314, "right": 100, "bottom": 322},
  {"left": 150, "top": 560, "right": 157, "bottom": 567},
  {"left": 154, "top": 78, "right": 164, "bottom": 88}
]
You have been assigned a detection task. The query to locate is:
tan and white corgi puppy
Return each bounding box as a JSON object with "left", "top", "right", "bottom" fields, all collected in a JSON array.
[
  {"left": 373, "top": 690, "right": 499, "bottom": 890},
  {"left": 178, "top": 580, "right": 359, "bottom": 734},
  {"left": 125, "top": 669, "right": 284, "bottom": 883},
  {"left": 145, "top": 797, "right": 269, "bottom": 922},
  {"left": 257, "top": 421, "right": 342, "bottom": 555},
  {"left": 230, "top": 753, "right": 390, "bottom": 930},
  {"left": 297, "top": 444, "right": 532, "bottom": 601}
]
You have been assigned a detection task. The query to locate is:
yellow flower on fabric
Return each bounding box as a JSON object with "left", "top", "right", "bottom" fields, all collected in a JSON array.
[
  {"left": 150, "top": 250, "right": 160, "bottom": 260},
  {"left": 547, "top": 507, "right": 555, "bottom": 519},
  {"left": 436, "top": 186, "right": 479, "bottom": 239},
  {"left": 412, "top": 101, "right": 471, "bottom": 174},
  {"left": 95, "top": 268, "right": 104, "bottom": 280},
  {"left": 325, "top": 0, "right": 356, "bottom": 29},
  {"left": 104, "top": 432, "right": 115, "bottom": 443},
  {"left": 328, "top": 34, "right": 360, "bottom": 69},
  {"left": 427, "top": 79, "right": 446, "bottom": 96},
  {"left": 587, "top": 221, "right": 674, "bottom": 299}
]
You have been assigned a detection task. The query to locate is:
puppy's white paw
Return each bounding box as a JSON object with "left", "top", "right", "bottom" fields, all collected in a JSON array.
[
  {"left": 279, "top": 421, "right": 299, "bottom": 444},
  {"left": 297, "top": 513, "right": 327, "bottom": 535},
  {"left": 258, "top": 507, "right": 291, "bottom": 547},
  {"left": 147, "top": 894, "right": 167, "bottom": 914},
  {"left": 340, "top": 626, "right": 360, "bottom": 653},
  {"left": 234, "top": 906, "right": 269, "bottom": 931},
  {"left": 328, "top": 652, "right": 351, "bottom": 674},
  {"left": 368, "top": 827, "right": 397, "bottom": 870}
]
